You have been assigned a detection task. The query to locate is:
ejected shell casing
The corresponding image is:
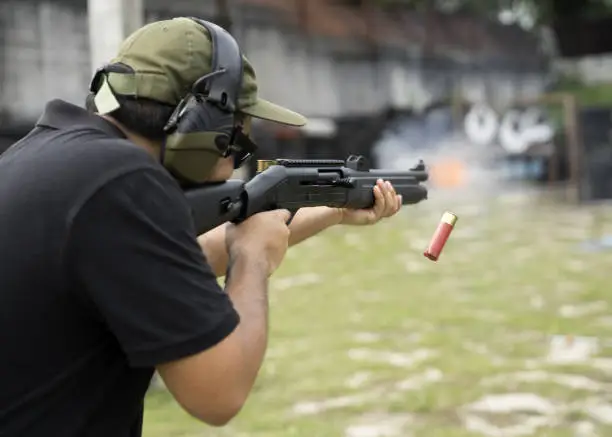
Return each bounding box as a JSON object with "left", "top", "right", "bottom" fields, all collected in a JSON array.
[{"left": 424, "top": 211, "right": 458, "bottom": 262}]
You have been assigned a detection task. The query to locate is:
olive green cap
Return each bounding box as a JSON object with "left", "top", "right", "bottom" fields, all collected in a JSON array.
[{"left": 93, "top": 17, "right": 307, "bottom": 127}]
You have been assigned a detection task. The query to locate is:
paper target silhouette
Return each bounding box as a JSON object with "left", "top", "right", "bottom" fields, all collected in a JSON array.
[
  {"left": 498, "top": 109, "right": 527, "bottom": 153},
  {"left": 519, "top": 107, "right": 555, "bottom": 145},
  {"left": 464, "top": 104, "right": 555, "bottom": 153},
  {"left": 463, "top": 103, "right": 499, "bottom": 146}
]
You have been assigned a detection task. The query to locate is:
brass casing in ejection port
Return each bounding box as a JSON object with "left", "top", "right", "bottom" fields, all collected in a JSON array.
[{"left": 257, "top": 160, "right": 276, "bottom": 173}]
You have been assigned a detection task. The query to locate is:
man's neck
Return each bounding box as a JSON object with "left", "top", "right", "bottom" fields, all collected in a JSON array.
[{"left": 98, "top": 114, "right": 161, "bottom": 159}]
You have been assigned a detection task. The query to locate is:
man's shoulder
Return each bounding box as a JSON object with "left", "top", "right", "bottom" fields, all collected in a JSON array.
[
  {"left": 7, "top": 124, "right": 182, "bottom": 212},
  {"left": 35, "top": 124, "right": 171, "bottom": 185},
  {"left": 57, "top": 127, "right": 159, "bottom": 170},
  {"left": 10, "top": 120, "right": 157, "bottom": 169},
  {"left": 62, "top": 135, "right": 182, "bottom": 209}
]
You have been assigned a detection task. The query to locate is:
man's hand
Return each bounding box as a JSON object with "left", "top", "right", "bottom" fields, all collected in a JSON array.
[
  {"left": 338, "top": 179, "right": 402, "bottom": 226},
  {"left": 225, "top": 209, "right": 291, "bottom": 276}
]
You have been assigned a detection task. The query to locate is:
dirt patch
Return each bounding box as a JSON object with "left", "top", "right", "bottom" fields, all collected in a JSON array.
[
  {"left": 291, "top": 391, "right": 381, "bottom": 416},
  {"left": 482, "top": 370, "right": 611, "bottom": 392},
  {"left": 344, "top": 413, "right": 413, "bottom": 437},
  {"left": 347, "top": 348, "right": 436, "bottom": 368}
]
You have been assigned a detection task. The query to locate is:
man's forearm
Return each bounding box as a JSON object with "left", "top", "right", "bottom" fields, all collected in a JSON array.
[
  {"left": 197, "top": 223, "right": 230, "bottom": 277},
  {"left": 223, "top": 254, "right": 270, "bottom": 396},
  {"left": 198, "top": 207, "right": 342, "bottom": 277},
  {"left": 287, "top": 206, "right": 343, "bottom": 246}
]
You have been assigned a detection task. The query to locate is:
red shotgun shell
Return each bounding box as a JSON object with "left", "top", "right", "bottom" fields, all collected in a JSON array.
[{"left": 424, "top": 211, "right": 458, "bottom": 261}]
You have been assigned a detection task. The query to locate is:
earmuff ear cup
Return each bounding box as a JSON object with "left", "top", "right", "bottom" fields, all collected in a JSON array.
[
  {"left": 163, "top": 95, "right": 235, "bottom": 184},
  {"left": 163, "top": 132, "right": 223, "bottom": 184},
  {"left": 159, "top": 18, "right": 245, "bottom": 184}
]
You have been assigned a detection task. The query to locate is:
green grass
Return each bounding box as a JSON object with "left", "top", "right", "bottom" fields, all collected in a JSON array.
[
  {"left": 552, "top": 77, "right": 612, "bottom": 108},
  {"left": 143, "top": 186, "right": 612, "bottom": 436}
]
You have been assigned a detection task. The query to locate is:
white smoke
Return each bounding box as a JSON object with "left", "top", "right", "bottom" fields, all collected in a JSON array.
[{"left": 371, "top": 102, "right": 556, "bottom": 203}]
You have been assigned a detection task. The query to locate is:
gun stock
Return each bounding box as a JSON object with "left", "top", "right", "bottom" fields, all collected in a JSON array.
[{"left": 184, "top": 155, "right": 428, "bottom": 235}]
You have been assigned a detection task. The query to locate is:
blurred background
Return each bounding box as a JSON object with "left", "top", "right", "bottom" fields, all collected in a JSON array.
[{"left": 4, "top": 0, "right": 612, "bottom": 436}]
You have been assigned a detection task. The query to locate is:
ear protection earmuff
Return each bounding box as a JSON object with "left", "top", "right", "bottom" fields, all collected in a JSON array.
[{"left": 162, "top": 18, "right": 256, "bottom": 185}]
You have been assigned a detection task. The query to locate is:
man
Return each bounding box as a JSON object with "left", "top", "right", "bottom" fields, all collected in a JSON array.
[{"left": 0, "top": 17, "right": 401, "bottom": 436}]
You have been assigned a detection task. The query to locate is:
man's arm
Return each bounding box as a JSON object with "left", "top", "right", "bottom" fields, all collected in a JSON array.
[
  {"left": 157, "top": 209, "right": 291, "bottom": 426},
  {"left": 198, "top": 206, "right": 342, "bottom": 277},
  {"left": 199, "top": 179, "right": 401, "bottom": 278},
  {"left": 155, "top": 251, "right": 271, "bottom": 426},
  {"left": 65, "top": 167, "right": 286, "bottom": 426}
]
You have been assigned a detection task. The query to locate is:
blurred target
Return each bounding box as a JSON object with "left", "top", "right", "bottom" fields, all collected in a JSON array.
[
  {"left": 499, "top": 107, "right": 555, "bottom": 154},
  {"left": 463, "top": 103, "right": 499, "bottom": 146},
  {"left": 498, "top": 109, "right": 527, "bottom": 154},
  {"left": 519, "top": 107, "right": 555, "bottom": 145}
]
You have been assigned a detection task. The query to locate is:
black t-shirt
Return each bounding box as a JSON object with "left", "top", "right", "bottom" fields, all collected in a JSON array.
[{"left": 0, "top": 100, "right": 240, "bottom": 437}]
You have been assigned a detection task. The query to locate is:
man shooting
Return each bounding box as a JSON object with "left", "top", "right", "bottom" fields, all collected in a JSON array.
[{"left": 0, "top": 17, "right": 402, "bottom": 436}]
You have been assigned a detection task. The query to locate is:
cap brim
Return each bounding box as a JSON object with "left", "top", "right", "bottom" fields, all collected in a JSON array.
[{"left": 240, "top": 98, "right": 308, "bottom": 127}]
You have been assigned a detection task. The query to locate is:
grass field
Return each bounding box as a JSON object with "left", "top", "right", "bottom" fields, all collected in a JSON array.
[{"left": 142, "top": 185, "right": 612, "bottom": 437}]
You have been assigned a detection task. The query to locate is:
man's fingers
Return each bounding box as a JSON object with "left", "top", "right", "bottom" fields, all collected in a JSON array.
[
  {"left": 275, "top": 209, "right": 292, "bottom": 222},
  {"left": 384, "top": 181, "right": 397, "bottom": 215},
  {"left": 372, "top": 182, "right": 385, "bottom": 215},
  {"left": 386, "top": 180, "right": 397, "bottom": 196},
  {"left": 374, "top": 180, "right": 394, "bottom": 217}
]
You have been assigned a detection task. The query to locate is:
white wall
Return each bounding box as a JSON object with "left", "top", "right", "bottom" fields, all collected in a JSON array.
[
  {"left": 1, "top": 0, "right": 90, "bottom": 121},
  {"left": 87, "top": 0, "right": 144, "bottom": 76},
  {"left": 554, "top": 54, "right": 612, "bottom": 84}
]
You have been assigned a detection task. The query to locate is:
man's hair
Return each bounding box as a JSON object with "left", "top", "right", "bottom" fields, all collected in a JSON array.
[{"left": 85, "top": 93, "right": 175, "bottom": 141}]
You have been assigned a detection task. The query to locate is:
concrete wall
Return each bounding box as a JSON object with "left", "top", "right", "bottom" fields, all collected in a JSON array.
[
  {"left": 554, "top": 54, "right": 612, "bottom": 84},
  {"left": 0, "top": 0, "right": 550, "bottom": 129},
  {"left": 0, "top": 0, "right": 90, "bottom": 123}
]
